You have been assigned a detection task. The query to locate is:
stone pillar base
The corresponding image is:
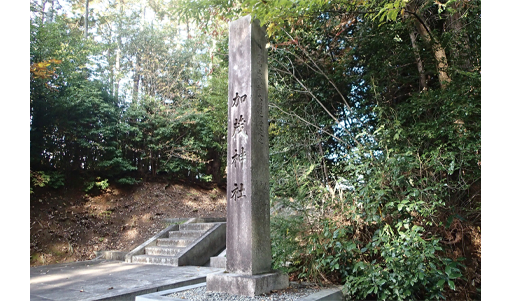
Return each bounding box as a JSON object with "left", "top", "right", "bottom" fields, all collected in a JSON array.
[{"left": 206, "top": 271, "right": 289, "bottom": 297}]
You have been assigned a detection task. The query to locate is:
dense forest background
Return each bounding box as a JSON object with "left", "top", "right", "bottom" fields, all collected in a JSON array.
[{"left": 20, "top": 0, "right": 490, "bottom": 300}]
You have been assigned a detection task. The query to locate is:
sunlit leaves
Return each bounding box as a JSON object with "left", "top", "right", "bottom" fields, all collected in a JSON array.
[
  {"left": 30, "top": 59, "right": 62, "bottom": 80},
  {"left": 373, "top": 0, "right": 408, "bottom": 24}
]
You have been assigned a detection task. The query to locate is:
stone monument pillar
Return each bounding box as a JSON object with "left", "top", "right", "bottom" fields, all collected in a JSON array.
[{"left": 206, "top": 15, "right": 288, "bottom": 297}]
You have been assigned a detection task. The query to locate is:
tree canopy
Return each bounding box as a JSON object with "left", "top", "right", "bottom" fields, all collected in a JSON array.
[{"left": 30, "top": 0, "right": 227, "bottom": 188}]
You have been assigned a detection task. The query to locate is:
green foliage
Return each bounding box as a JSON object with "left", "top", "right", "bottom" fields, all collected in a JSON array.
[
  {"left": 31, "top": 171, "right": 51, "bottom": 188},
  {"left": 270, "top": 214, "right": 304, "bottom": 275},
  {"left": 30, "top": 171, "right": 65, "bottom": 190},
  {"left": 345, "top": 224, "right": 462, "bottom": 301},
  {"left": 30, "top": 2, "right": 228, "bottom": 184},
  {"left": 262, "top": 0, "right": 480, "bottom": 299},
  {"left": 84, "top": 177, "right": 109, "bottom": 192},
  {"left": 116, "top": 177, "right": 141, "bottom": 186}
]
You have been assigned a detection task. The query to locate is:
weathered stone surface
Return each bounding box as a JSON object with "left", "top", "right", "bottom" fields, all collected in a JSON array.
[
  {"left": 127, "top": 220, "right": 226, "bottom": 267},
  {"left": 177, "top": 222, "right": 226, "bottom": 266},
  {"left": 207, "top": 14, "right": 288, "bottom": 297},
  {"left": 209, "top": 256, "right": 226, "bottom": 268},
  {"left": 226, "top": 14, "right": 271, "bottom": 277},
  {"left": 206, "top": 271, "right": 289, "bottom": 297},
  {"left": 30, "top": 260, "right": 224, "bottom": 301}
]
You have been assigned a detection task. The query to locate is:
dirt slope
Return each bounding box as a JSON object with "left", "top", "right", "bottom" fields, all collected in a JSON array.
[{"left": 30, "top": 181, "right": 226, "bottom": 266}]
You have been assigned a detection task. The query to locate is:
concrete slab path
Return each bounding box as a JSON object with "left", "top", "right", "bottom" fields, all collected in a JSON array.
[{"left": 30, "top": 259, "right": 224, "bottom": 301}]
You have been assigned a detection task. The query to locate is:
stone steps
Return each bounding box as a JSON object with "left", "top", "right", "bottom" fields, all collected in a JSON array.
[
  {"left": 131, "top": 222, "right": 219, "bottom": 266},
  {"left": 131, "top": 254, "right": 179, "bottom": 266},
  {"left": 156, "top": 238, "right": 196, "bottom": 247},
  {"left": 145, "top": 246, "right": 184, "bottom": 256},
  {"left": 168, "top": 230, "right": 205, "bottom": 239},
  {"left": 179, "top": 223, "right": 216, "bottom": 231}
]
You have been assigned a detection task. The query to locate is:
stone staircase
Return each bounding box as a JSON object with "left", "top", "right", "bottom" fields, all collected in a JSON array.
[{"left": 126, "top": 221, "right": 226, "bottom": 267}]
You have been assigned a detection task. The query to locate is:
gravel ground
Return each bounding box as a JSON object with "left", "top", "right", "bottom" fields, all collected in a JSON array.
[{"left": 164, "top": 282, "right": 323, "bottom": 301}]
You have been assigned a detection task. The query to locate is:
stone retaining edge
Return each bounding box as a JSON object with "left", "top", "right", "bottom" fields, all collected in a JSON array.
[
  {"left": 99, "top": 276, "right": 208, "bottom": 301},
  {"left": 135, "top": 281, "right": 345, "bottom": 301},
  {"left": 176, "top": 222, "right": 226, "bottom": 266}
]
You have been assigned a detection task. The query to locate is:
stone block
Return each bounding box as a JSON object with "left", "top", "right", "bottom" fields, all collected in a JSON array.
[
  {"left": 210, "top": 256, "right": 226, "bottom": 269},
  {"left": 177, "top": 222, "right": 226, "bottom": 266},
  {"left": 226, "top": 13, "right": 272, "bottom": 277},
  {"left": 103, "top": 250, "right": 128, "bottom": 260},
  {"left": 206, "top": 271, "right": 289, "bottom": 297},
  {"left": 207, "top": 14, "right": 288, "bottom": 297}
]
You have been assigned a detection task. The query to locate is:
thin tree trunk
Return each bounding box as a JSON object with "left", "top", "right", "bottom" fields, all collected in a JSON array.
[
  {"left": 84, "top": 0, "right": 89, "bottom": 38},
  {"left": 115, "top": 43, "right": 120, "bottom": 100},
  {"left": 133, "top": 53, "right": 140, "bottom": 104},
  {"left": 41, "top": 0, "right": 47, "bottom": 24},
  {"left": 142, "top": 4, "right": 146, "bottom": 25},
  {"left": 409, "top": 30, "right": 427, "bottom": 91},
  {"left": 114, "top": 1, "right": 125, "bottom": 101},
  {"left": 186, "top": 18, "right": 190, "bottom": 39},
  {"left": 446, "top": 1, "right": 472, "bottom": 71},
  {"left": 133, "top": 74, "right": 140, "bottom": 103},
  {"left": 208, "top": 38, "right": 216, "bottom": 74},
  {"left": 316, "top": 138, "right": 329, "bottom": 185},
  {"left": 50, "top": 0, "right": 54, "bottom": 22},
  {"left": 115, "top": 28, "right": 122, "bottom": 100},
  {"left": 150, "top": 150, "right": 156, "bottom": 176},
  {"left": 107, "top": 47, "right": 114, "bottom": 94}
]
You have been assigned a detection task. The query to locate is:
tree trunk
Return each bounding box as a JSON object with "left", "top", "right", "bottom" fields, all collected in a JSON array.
[
  {"left": 133, "top": 52, "right": 140, "bottom": 104},
  {"left": 115, "top": 35, "right": 121, "bottom": 101},
  {"left": 409, "top": 30, "right": 427, "bottom": 91},
  {"left": 150, "top": 150, "right": 159, "bottom": 176},
  {"left": 446, "top": 1, "right": 472, "bottom": 71},
  {"left": 317, "top": 138, "right": 329, "bottom": 185},
  {"left": 415, "top": 21, "right": 450, "bottom": 88},
  {"left": 206, "top": 145, "right": 223, "bottom": 185},
  {"left": 186, "top": 18, "right": 190, "bottom": 39},
  {"left": 50, "top": 0, "right": 54, "bottom": 22},
  {"left": 84, "top": 0, "right": 89, "bottom": 39},
  {"left": 406, "top": 2, "right": 451, "bottom": 89},
  {"left": 107, "top": 47, "right": 114, "bottom": 94},
  {"left": 114, "top": 1, "right": 124, "bottom": 101},
  {"left": 41, "top": 0, "right": 47, "bottom": 24}
]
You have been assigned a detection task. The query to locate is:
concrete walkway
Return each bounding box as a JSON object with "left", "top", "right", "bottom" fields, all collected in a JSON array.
[{"left": 30, "top": 259, "right": 224, "bottom": 301}]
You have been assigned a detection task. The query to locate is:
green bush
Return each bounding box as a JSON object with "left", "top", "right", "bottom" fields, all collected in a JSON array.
[
  {"left": 116, "top": 177, "right": 141, "bottom": 185},
  {"left": 344, "top": 224, "right": 463, "bottom": 300},
  {"left": 30, "top": 171, "right": 65, "bottom": 191},
  {"left": 268, "top": 75, "right": 477, "bottom": 299},
  {"left": 84, "top": 177, "right": 109, "bottom": 192},
  {"left": 271, "top": 214, "right": 304, "bottom": 276}
]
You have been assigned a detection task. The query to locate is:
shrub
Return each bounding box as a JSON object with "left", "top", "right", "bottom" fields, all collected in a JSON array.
[
  {"left": 30, "top": 171, "right": 65, "bottom": 191},
  {"left": 84, "top": 177, "right": 109, "bottom": 192}
]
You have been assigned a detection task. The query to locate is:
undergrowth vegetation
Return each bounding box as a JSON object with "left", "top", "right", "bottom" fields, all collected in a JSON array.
[
  {"left": 263, "top": 2, "right": 480, "bottom": 297},
  {"left": 269, "top": 74, "right": 480, "bottom": 300}
]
